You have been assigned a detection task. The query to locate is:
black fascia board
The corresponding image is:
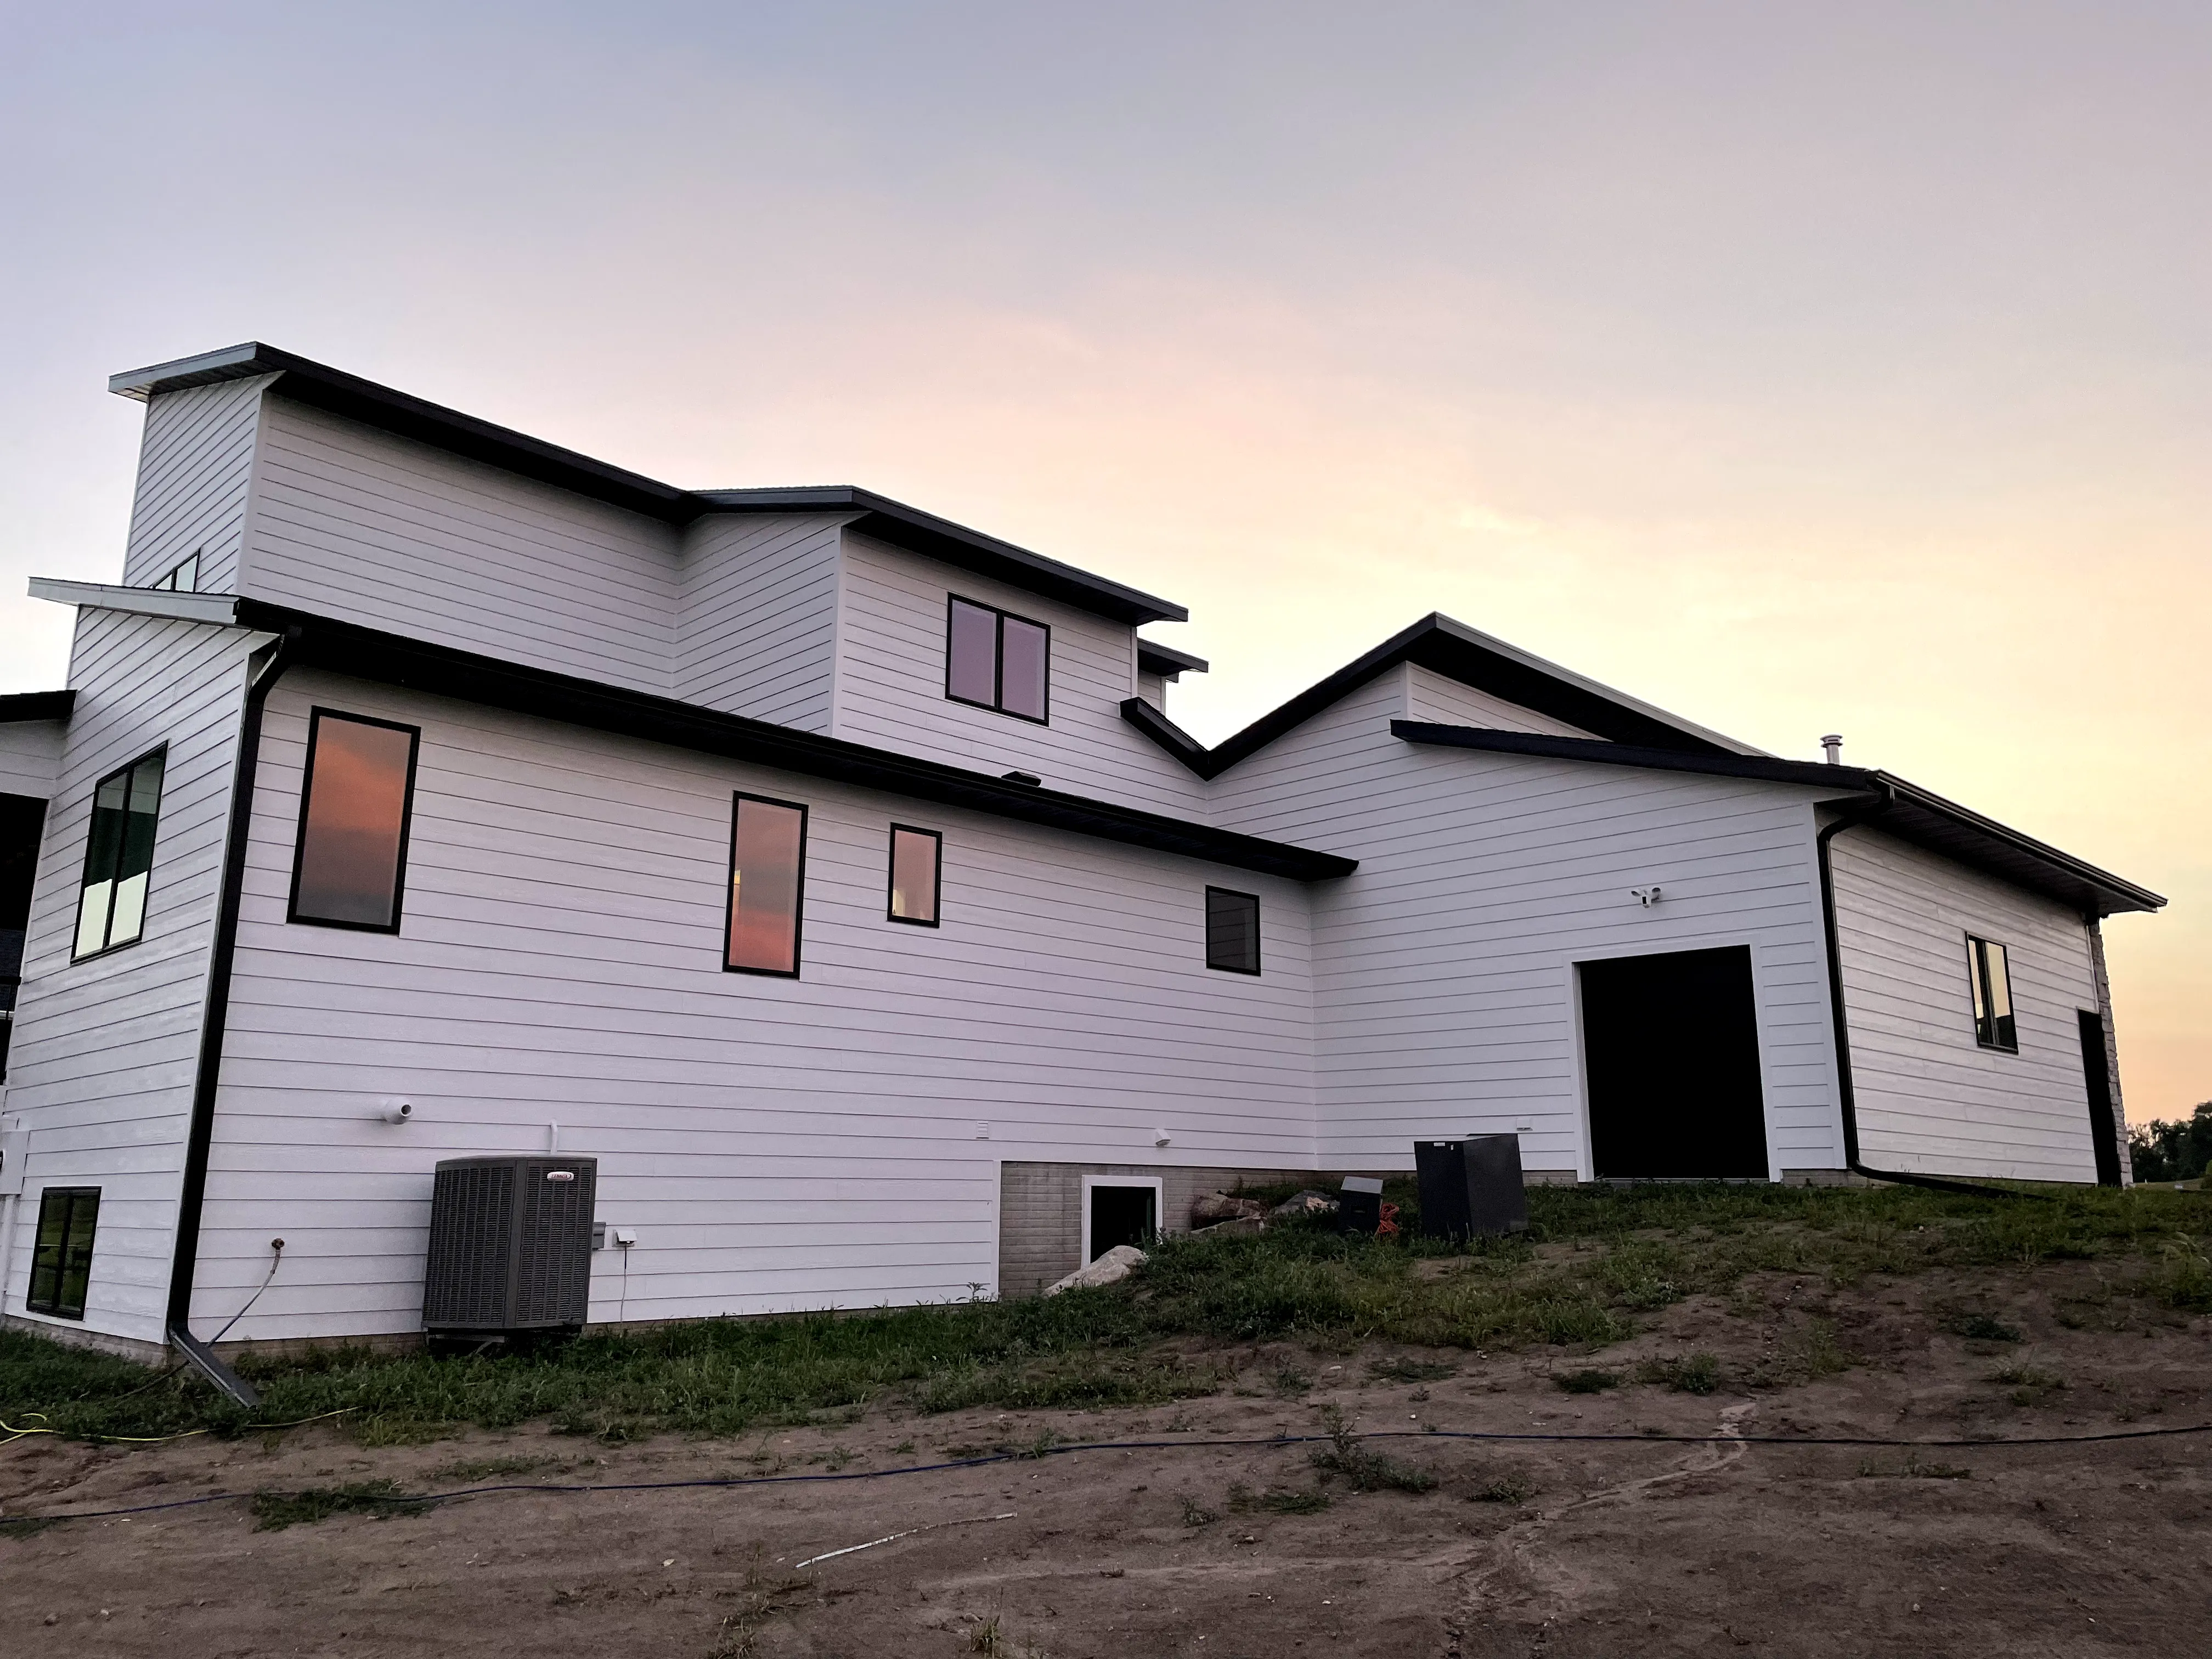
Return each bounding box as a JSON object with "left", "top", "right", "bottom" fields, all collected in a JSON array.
[
  {"left": 1124, "top": 613, "right": 1741, "bottom": 782},
  {"left": 1393, "top": 721, "right": 2165, "bottom": 918},
  {"left": 231, "top": 600, "right": 1353, "bottom": 883},
  {"left": 697, "top": 487, "right": 1188, "bottom": 626},
  {"left": 1137, "top": 639, "right": 1209, "bottom": 678},
  {"left": 0, "top": 690, "right": 76, "bottom": 722},
  {"left": 111, "top": 344, "right": 697, "bottom": 524}
]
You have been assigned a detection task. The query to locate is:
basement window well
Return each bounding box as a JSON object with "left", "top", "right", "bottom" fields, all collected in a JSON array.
[
  {"left": 73, "top": 748, "right": 165, "bottom": 960},
  {"left": 1967, "top": 936, "right": 2017, "bottom": 1052},
  {"left": 1082, "top": 1176, "right": 1162, "bottom": 1263}
]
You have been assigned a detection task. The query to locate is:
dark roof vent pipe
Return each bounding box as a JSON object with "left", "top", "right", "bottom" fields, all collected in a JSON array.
[{"left": 1821, "top": 734, "right": 1843, "bottom": 765}]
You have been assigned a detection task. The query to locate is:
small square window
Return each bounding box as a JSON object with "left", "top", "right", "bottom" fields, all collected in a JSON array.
[
  {"left": 28, "top": 1187, "right": 100, "bottom": 1319},
  {"left": 945, "top": 595, "right": 1051, "bottom": 724},
  {"left": 1966, "top": 935, "right": 2017, "bottom": 1052},
  {"left": 1205, "top": 887, "right": 1261, "bottom": 975},
  {"left": 74, "top": 748, "right": 165, "bottom": 961},
  {"left": 888, "top": 825, "right": 941, "bottom": 926}
]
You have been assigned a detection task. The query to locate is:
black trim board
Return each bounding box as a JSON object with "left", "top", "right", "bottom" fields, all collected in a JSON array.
[
  {"left": 1137, "top": 640, "right": 1208, "bottom": 678},
  {"left": 1121, "top": 613, "right": 1743, "bottom": 783},
  {"left": 0, "top": 690, "right": 76, "bottom": 723},
  {"left": 228, "top": 600, "right": 1354, "bottom": 883},
  {"left": 1393, "top": 721, "right": 2164, "bottom": 919},
  {"left": 108, "top": 346, "right": 1185, "bottom": 626}
]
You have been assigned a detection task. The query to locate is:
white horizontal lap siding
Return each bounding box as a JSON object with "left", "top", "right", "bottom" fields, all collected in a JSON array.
[
  {"left": 1831, "top": 826, "right": 2102, "bottom": 1182},
  {"left": 1402, "top": 664, "right": 1601, "bottom": 738},
  {"left": 1211, "top": 676, "right": 1838, "bottom": 1175},
  {"left": 200, "top": 670, "right": 1312, "bottom": 1339},
  {"left": 675, "top": 514, "right": 845, "bottom": 730},
  {"left": 0, "top": 720, "right": 65, "bottom": 799},
  {"left": 243, "top": 398, "right": 680, "bottom": 692},
  {"left": 832, "top": 533, "right": 1210, "bottom": 815},
  {"left": 119, "top": 375, "right": 277, "bottom": 591},
  {"left": 3, "top": 611, "right": 264, "bottom": 1346}
]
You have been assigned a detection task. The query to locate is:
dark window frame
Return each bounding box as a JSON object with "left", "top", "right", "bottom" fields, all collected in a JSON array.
[
  {"left": 27, "top": 1185, "right": 100, "bottom": 1320},
  {"left": 886, "top": 823, "right": 944, "bottom": 928},
  {"left": 944, "top": 594, "right": 1052, "bottom": 725},
  {"left": 1966, "top": 934, "right": 2019, "bottom": 1053},
  {"left": 71, "top": 744, "right": 168, "bottom": 964},
  {"left": 286, "top": 708, "right": 423, "bottom": 935},
  {"left": 724, "top": 791, "right": 810, "bottom": 979},
  {"left": 151, "top": 551, "right": 200, "bottom": 592},
  {"left": 1205, "top": 885, "right": 1262, "bottom": 975}
]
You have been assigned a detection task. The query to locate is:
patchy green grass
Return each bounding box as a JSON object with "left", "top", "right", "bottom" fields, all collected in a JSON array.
[
  {"left": 1554, "top": 1367, "right": 1622, "bottom": 1394},
  {"left": 1309, "top": 1404, "right": 1438, "bottom": 1493},
  {"left": 249, "top": 1479, "right": 431, "bottom": 1531},
  {"left": 5, "top": 1182, "right": 2207, "bottom": 1448}
]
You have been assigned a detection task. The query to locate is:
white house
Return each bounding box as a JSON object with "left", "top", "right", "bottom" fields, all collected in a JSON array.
[{"left": 0, "top": 343, "right": 2163, "bottom": 1369}]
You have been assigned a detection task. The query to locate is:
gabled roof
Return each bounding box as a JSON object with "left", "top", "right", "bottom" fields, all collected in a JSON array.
[
  {"left": 1122, "top": 612, "right": 1756, "bottom": 781},
  {"left": 0, "top": 690, "right": 76, "bottom": 723},
  {"left": 107, "top": 345, "right": 1186, "bottom": 627},
  {"left": 1394, "top": 722, "right": 2164, "bottom": 918}
]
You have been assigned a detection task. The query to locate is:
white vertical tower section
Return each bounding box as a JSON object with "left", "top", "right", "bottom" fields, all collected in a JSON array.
[
  {"left": 674, "top": 513, "right": 849, "bottom": 730},
  {"left": 119, "top": 374, "right": 279, "bottom": 592}
]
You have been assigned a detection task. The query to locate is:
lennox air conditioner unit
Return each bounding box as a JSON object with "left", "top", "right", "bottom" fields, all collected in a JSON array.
[{"left": 422, "top": 1155, "right": 596, "bottom": 1338}]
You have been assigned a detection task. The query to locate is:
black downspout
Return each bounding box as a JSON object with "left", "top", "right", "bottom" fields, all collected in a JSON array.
[
  {"left": 165, "top": 627, "right": 302, "bottom": 1404},
  {"left": 1816, "top": 784, "right": 2040, "bottom": 1201}
]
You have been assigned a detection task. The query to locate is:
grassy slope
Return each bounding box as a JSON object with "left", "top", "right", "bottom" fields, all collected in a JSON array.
[{"left": 5, "top": 1182, "right": 2208, "bottom": 1447}]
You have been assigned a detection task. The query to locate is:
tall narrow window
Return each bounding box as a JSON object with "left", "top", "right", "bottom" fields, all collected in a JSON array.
[
  {"left": 1967, "top": 936, "right": 2017, "bottom": 1052},
  {"left": 945, "top": 595, "right": 1051, "bottom": 724},
  {"left": 74, "top": 748, "right": 165, "bottom": 960},
  {"left": 888, "top": 825, "right": 942, "bottom": 926},
  {"left": 727, "top": 794, "right": 806, "bottom": 975},
  {"left": 290, "top": 711, "right": 420, "bottom": 931},
  {"left": 27, "top": 1187, "right": 100, "bottom": 1319},
  {"left": 1205, "top": 886, "right": 1261, "bottom": 975}
]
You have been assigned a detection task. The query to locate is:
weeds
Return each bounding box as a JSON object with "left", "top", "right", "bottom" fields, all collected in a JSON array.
[
  {"left": 1945, "top": 1312, "right": 2024, "bottom": 1342},
  {"left": 1368, "top": 1357, "right": 1457, "bottom": 1383},
  {"left": 1228, "top": 1481, "right": 1332, "bottom": 1515},
  {"left": 1554, "top": 1368, "right": 1620, "bottom": 1394},
  {"left": 1991, "top": 1362, "right": 2066, "bottom": 1405},
  {"left": 710, "top": 1548, "right": 815, "bottom": 1659},
  {"left": 1469, "top": 1474, "right": 1537, "bottom": 1504},
  {"left": 1179, "top": 1494, "right": 1219, "bottom": 1527},
  {"left": 1858, "top": 1454, "right": 1972, "bottom": 1480},
  {"left": 1308, "top": 1404, "right": 1438, "bottom": 1493},
  {"left": 1639, "top": 1353, "right": 1722, "bottom": 1395},
  {"left": 249, "top": 1479, "right": 430, "bottom": 1532}
]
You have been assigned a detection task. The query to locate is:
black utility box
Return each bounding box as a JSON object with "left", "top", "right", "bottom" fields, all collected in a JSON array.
[
  {"left": 1415, "top": 1136, "right": 1528, "bottom": 1241},
  {"left": 1338, "top": 1175, "right": 1384, "bottom": 1235},
  {"left": 424, "top": 1155, "right": 597, "bottom": 1337}
]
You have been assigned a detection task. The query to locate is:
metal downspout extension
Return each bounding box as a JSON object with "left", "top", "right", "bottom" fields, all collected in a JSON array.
[
  {"left": 1816, "top": 783, "right": 2039, "bottom": 1201},
  {"left": 165, "top": 627, "right": 303, "bottom": 1407}
]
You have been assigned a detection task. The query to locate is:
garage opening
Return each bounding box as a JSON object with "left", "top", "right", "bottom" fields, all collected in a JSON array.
[
  {"left": 1578, "top": 944, "right": 1769, "bottom": 1180},
  {"left": 1085, "top": 1181, "right": 1158, "bottom": 1262}
]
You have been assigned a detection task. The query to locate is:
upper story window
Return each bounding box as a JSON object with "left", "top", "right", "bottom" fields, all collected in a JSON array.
[
  {"left": 727, "top": 793, "right": 807, "bottom": 976},
  {"left": 151, "top": 552, "right": 199, "bottom": 592},
  {"left": 289, "top": 710, "right": 420, "bottom": 932},
  {"left": 1966, "top": 935, "right": 2017, "bottom": 1052},
  {"left": 1206, "top": 886, "right": 1261, "bottom": 975},
  {"left": 74, "top": 748, "right": 166, "bottom": 961},
  {"left": 946, "top": 596, "right": 1050, "bottom": 724},
  {"left": 888, "top": 825, "right": 941, "bottom": 926}
]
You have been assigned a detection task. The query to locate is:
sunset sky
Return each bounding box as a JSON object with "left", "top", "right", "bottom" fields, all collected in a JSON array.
[{"left": 3, "top": 3, "right": 2203, "bottom": 1121}]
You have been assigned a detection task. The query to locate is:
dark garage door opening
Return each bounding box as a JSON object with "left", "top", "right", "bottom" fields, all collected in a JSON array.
[{"left": 1578, "top": 944, "right": 1770, "bottom": 1180}]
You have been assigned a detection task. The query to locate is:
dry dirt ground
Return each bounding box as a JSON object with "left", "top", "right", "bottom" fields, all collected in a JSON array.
[{"left": 6, "top": 1265, "right": 2211, "bottom": 1658}]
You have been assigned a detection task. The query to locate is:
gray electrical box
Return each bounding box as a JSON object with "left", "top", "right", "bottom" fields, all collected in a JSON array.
[
  {"left": 422, "top": 1155, "right": 596, "bottom": 1338},
  {"left": 1414, "top": 1136, "right": 1528, "bottom": 1240}
]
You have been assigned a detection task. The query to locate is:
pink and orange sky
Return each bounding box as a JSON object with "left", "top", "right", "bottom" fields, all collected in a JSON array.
[{"left": 3, "top": 3, "right": 2204, "bottom": 1121}]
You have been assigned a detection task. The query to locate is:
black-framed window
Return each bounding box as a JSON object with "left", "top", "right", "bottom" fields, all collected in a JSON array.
[
  {"left": 888, "top": 825, "right": 942, "bottom": 927},
  {"left": 1967, "top": 935, "right": 2017, "bottom": 1052},
  {"left": 945, "top": 595, "right": 1050, "bottom": 723},
  {"left": 28, "top": 1187, "right": 100, "bottom": 1319},
  {"left": 289, "top": 710, "right": 421, "bottom": 932},
  {"left": 1205, "top": 886, "right": 1261, "bottom": 975},
  {"left": 74, "top": 748, "right": 166, "bottom": 961},
  {"left": 151, "top": 552, "right": 199, "bottom": 592},
  {"left": 727, "top": 793, "right": 807, "bottom": 976}
]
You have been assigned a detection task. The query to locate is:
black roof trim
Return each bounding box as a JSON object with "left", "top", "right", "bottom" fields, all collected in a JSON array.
[
  {"left": 698, "top": 488, "right": 1186, "bottom": 625},
  {"left": 0, "top": 690, "right": 76, "bottom": 723},
  {"left": 1122, "top": 613, "right": 1746, "bottom": 781},
  {"left": 1137, "top": 639, "right": 1209, "bottom": 678},
  {"left": 107, "top": 346, "right": 1187, "bottom": 625},
  {"left": 1393, "top": 721, "right": 2164, "bottom": 918},
  {"left": 229, "top": 600, "right": 1352, "bottom": 882}
]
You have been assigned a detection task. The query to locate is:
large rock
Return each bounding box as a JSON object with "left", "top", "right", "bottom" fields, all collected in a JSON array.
[
  {"left": 1191, "top": 1192, "right": 1267, "bottom": 1225},
  {"left": 1043, "top": 1244, "right": 1147, "bottom": 1296},
  {"left": 1193, "top": 1215, "right": 1268, "bottom": 1238},
  {"left": 1271, "top": 1189, "right": 1339, "bottom": 1219}
]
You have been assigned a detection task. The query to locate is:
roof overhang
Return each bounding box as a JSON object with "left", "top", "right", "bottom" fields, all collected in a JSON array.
[
  {"left": 107, "top": 345, "right": 1186, "bottom": 627},
  {"left": 1137, "top": 639, "right": 1209, "bottom": 679},
  {"left": 0, "top": 690, "right": 76, "bottom": 723},
  {"left": 221, "top": 600, "right": 1350, "bottom": 882},
  {"left": 1393, "top": 721, "right": 2165, "bottom": 919}
]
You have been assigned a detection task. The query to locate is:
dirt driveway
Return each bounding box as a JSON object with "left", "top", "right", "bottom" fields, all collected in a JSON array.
[{"left": 5, "top": 1268, "right": 2209, "bottom": 1657}]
